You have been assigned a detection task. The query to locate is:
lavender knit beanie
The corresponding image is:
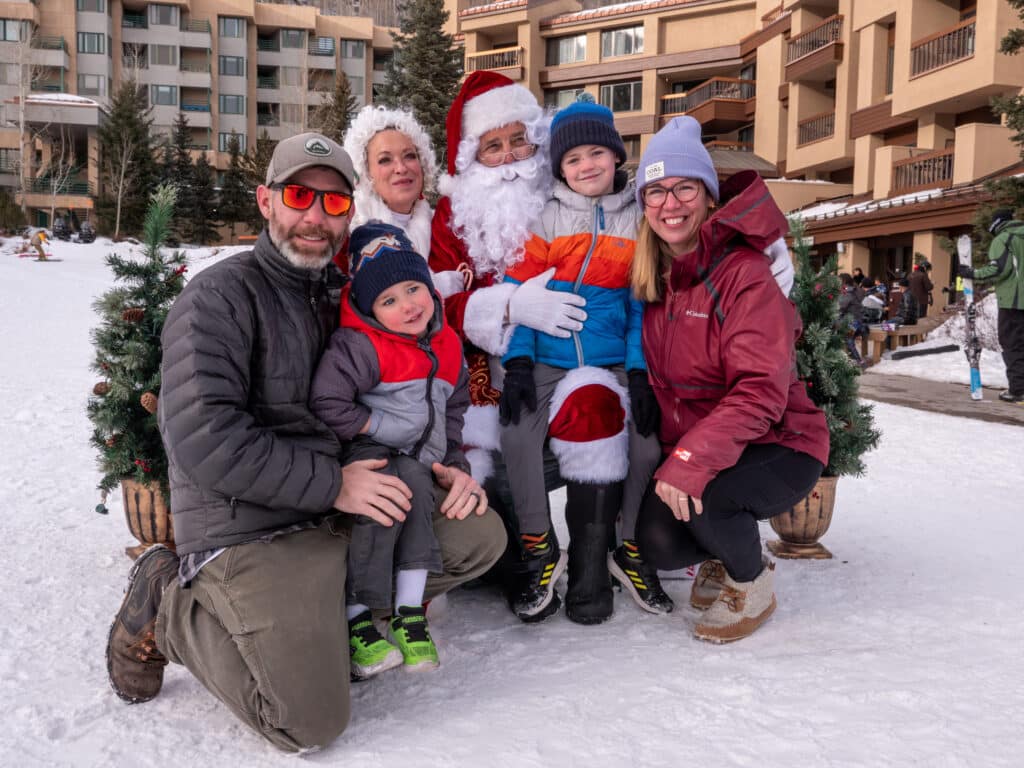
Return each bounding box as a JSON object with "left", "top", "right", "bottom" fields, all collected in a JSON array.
[{"left": 635, "top": 116, "right": 719, "bottom": 206}]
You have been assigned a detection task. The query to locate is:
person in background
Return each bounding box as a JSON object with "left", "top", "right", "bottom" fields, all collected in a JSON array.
[
  {"left": 630, "top": 117, "right": 830, "bottom": 643},
  {"left": 958, "top": 209, "right": 1024, "bottom": 403},
  {"left": 908, "top": 260, "right": 934, "bottom": 317},
  {"left": 838, "top": 273, "right": 867, "bottom": 363},
  {"left": 892, "top": 276, "right": 919, "bottom": 326}
]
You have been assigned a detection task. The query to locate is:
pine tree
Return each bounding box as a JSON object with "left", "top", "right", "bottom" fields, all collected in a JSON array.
[
  {"left": 87, "top": 185, "right": 188, "bottom": 503},
  {"left": 218, "top": 132, "right": 249, "bottom": 243},
  {"left": 239, "top": 130, "right": 276, "bottom": 234},
  {"left": 96, "top": 80, "right": 159, "bottom": 238},
  {"left": 789, "top": 217, "right": 880, "bottom": 477},
  {"left": 309, "top": 71, "right": 359, "bottom": 144},
  {"left": 379, "top": 0, "right": 462, "bottom": 169},
  {"left": 188, "top": 153, "right": 221, "bottom": 245},
  {"left": 0, "top": 188, "right": 26, "bottom": 232},
  {"left": 168, "top": 112, "right": 196, "bottom": 243}
]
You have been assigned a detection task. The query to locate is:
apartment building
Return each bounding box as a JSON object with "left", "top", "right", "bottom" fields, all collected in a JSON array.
[
  {"left": 0, "top": 0, "right": 395, "bottom": 226},
  {"left": 453, "top": 0, "right": 1024, "bottom": 285}
]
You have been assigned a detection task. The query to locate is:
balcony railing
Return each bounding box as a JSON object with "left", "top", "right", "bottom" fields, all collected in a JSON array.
[
  {"left": 787, "top": 14, "right": 842, "bottom": 63},
  {"left": 308, "top": 40, "right": 335, "bottom": 56},
  {"left": 796, "top": 111, "right": 835, "bottom": 145},
  {"left": 761, "top": 2, "right": 785, "bottom": 26},
  {"left": 180, "top": 19, "right": 211, "bottom": 34},
  {"left": 0, "top": 158, "right": 18, "bottom": 174},
  {"left": 661, "top": 77, "right": 755, "bottom": 114},
  {"left": 465, "top": 46, "right": 523, "bottom": 73},
  {"left": 257, "top": 76, "right": 279, "bottom": 89},
  {"left": 122, "top": 14, "right": 147, "bottom": 29},
  {"left": 28, "top": 178, "right": 93, "bottom": 195},
  {"left": 181, "top": 100, "right": 210, "bottom": 112},
  {"left": 257, "top": 38, "right": 280, "bottom": 52},
  {"left": 910, "top": 20, "right": 975, "bottom": 78},
  {"left": 257, "top": 113, "right": 279, "bottom": 126},
  {"left": 123, "top": 58, "right": 148, "bottom": 70},
  {"left": 892, "top": 147, "right": 955, "bottom": 192},
  {"left": 31, "top": 35, "right": 66, "bottom": 51},
  {"left": 705, "top": 140, "right": 753, "bottom": 151},
  {"left": 180, "top": 62, "right": 210, "bottom": 73},
  {"left": 39, "top": 84, "right": 64, "bottom": 92}
]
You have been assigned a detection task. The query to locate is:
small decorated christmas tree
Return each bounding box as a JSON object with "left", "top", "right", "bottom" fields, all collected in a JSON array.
[
  {"left": 788, "top": 217, "right": 880, "bottom": 476},
  {"left": 88, "top": 185, "right": 187, "bottom": 512}
]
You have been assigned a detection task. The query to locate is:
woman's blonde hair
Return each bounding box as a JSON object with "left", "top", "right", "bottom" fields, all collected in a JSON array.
[{"left": 630, "top": 217, "right": 667, "bottom": 303}]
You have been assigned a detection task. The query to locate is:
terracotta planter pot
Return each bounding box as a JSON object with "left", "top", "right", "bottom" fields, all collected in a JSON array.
[
  {"left": 121, "top": 478, "right": 175, "bottom": 560},
  {"left": 767, "top": 475, "right": 838, "bottom": 560}
]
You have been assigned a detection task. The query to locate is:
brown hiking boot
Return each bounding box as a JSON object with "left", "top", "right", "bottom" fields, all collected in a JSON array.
[
  {"left": 694, "top": 560, "right": 776, "bottom": 644},
  {"left": 689, "top": 559, "right": 726, "bottom": 611},
  {"left": 106, "top": 544, "right": 179, "bottom": 703}
]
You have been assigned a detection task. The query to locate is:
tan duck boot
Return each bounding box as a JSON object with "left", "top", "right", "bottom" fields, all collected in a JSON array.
[
  {"left": 689, "top": 559, "right": 726, "bottom": 611},
  {"left": 693, "top": 560, "right": 776, "bottom": 644}
]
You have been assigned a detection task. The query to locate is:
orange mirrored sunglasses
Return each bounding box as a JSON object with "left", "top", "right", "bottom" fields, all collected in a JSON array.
[{"left": 271, "top": 183, "right": 353, "bottom": 217}]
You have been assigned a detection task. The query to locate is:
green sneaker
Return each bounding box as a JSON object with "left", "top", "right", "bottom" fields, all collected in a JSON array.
[
  {"left": 390, "top": 606, "right": 440, "bottom": 671},
  {"left": 349, "top": 610, "right": 402, "bottom": 680}
]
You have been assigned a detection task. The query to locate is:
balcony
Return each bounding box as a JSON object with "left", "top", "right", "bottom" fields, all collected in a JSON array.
[
  {"left": 796, "top": 111, "right": 835, "bottom": 146},
  {"left": 28, "top": 177, "right": 94, "bottom": 196},
  {"left": 122, "top": 14, "right": 147, "bottom": 29},
  {"left": 910, "top": 20, "right": 975, "bottom": 79},
  {"left": 785, "top": 15, "right": 843, "bottom": 83},
  {"left": 465, "top": 46, "right": 523, "bottom": 81},
  {"left": 308, "top": 40, "right": 335, "bottom": 57},
  {"left": 257, "top": 38, "right": 280, "bottom": 52},
  {"left": 257, "top": 113, "right": 280, "bottom": 127},
  {"left": 181, "top": 99, "right": 210, "bottom": 112},
  {"left": 257, "top": 76, "right": 278, "bottom": 90},
  {"left": 30, "top": 37, "right": 69, "bottom": 70},
  {"left": 660, "top": 77, "right": 755, "bottom": 133},
  {"left": 892, "top": 147, "right": 954, "bottom": 193}
]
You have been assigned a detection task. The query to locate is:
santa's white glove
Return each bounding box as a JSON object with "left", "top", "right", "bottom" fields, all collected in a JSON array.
[
  {"left": 507, "top": 267, "right": 587, "bottom": 338},
  {"left": 765, "top": 237, "right": 795, "bottom": 297},
  {"left": 431, "top": 269, "right": 467, "bottom": 300}
]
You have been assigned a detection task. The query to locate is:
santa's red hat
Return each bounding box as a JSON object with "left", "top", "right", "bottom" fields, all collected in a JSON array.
[
  {"left": 444, "top": 71, "right": 545, "bottom": 176},
  {"left": 547, "top": 367, "right": 630, "bottom": 484}
]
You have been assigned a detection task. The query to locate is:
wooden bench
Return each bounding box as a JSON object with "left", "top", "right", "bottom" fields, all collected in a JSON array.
[{"left": 866, "top": 314, "right": 945, "bottom": 364}]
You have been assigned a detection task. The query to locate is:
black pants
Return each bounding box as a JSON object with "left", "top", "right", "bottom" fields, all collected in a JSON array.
[
  {"left": 998, "top": 307, "right": 1024, "bottom": 395},
  {"left": 342, "top": 438, "right": 443, "bottom": 609},
  {"left": 638, "top": 444, "right": 824, "bottom": 582}
]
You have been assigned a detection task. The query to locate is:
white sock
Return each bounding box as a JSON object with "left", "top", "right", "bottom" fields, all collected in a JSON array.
[
  {"left": 346, "top": 602, "right": 370, "bottom": 622},
  {"left": 394, "top": 569, "right": 428, "bottom": 612}
]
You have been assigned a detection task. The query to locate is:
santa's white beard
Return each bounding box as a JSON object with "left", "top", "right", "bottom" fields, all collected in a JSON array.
[{"left": 449, "top": 153, "right": 551, "bottom": 280}]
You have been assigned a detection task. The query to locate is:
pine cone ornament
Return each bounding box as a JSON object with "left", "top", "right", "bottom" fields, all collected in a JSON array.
[
  {"left": 122, "top": 308, "right": 145, "bottom": 323},
  {"left": 93, "top": 381, "right": 110, "bottom": 396},
  {"left": 105, "top": 434, "right": 118, "bottom": 447},
  {"left": 140, "top": 391, "right": 158, "bottom": 414}
]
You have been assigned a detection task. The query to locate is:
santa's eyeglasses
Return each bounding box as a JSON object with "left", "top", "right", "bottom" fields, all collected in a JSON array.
[
  {"left": 271, "top": 183, "right": 353, "bottom": 217},
  {"left": 476, "top": 142, "right": 538, "bottom": 168}
]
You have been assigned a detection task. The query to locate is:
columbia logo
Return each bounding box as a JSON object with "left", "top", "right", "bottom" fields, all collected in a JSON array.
[
  {"left": 304, "top": 138, "right": 332, "bottom": 156},
  {"left": 685, "top": 309, "right": 709, "bottom": 319},
  {"left": 674, "top": 448, "right": 692, "bottom": 462}
]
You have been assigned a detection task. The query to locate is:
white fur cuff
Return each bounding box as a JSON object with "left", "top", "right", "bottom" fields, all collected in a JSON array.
[
  {"left": 463, "top": 282, "right": 518, "bottom": 355},
  {"left": 462, "top": 404, "right": 501, "bottom": 451}
]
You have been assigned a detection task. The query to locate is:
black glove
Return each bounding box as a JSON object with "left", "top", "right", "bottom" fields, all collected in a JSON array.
[
  {"left": 957, "top": 263, "right": 975, "bottom": 280},
  {"left": 627, "top": 369, "right": 661, "bottom": 438},
  {"left": 499, "top": 357, "right": 537, "bottom": 426}
]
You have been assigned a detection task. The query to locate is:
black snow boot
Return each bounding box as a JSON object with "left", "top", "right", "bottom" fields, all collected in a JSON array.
[{"left": 564, "top": 482, "right": 622, "bottom": 625}]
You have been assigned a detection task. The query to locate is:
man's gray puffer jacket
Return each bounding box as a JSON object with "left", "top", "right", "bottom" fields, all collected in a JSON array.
[{"left": 158, "top": 230, "right": 344, "bottom": 555}]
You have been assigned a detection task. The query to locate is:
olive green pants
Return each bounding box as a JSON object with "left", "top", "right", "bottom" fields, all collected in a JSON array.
[{"left": 156, "top": 502, "right": 505, "bottom": 753}]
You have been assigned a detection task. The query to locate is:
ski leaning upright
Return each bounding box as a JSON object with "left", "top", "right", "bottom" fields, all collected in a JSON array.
[{"left": 957, "top": 234, "right": 983, "bottom": 401}]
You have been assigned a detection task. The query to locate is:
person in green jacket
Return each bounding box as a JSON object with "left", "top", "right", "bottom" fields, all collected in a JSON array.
[{"left": 958, "top": 209, "right": 1024, "bottom": 402}]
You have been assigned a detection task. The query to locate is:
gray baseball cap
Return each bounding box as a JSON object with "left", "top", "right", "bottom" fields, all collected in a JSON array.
[{"left": 265, "top": 132, "right": 355, "bottom": 191}]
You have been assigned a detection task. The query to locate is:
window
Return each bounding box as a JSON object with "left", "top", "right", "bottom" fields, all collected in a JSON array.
[
  {"left": 280, "top": 67, "right": 303, "bottom": 86},
  {"left": 218, "top": 17, "right": 245, "bottom": 38},
  {"left": 310, "top": 37, "right": 335, "bottom": 55},
  {"left": 373, "top": 51, "right": 392, "bottom": 72},
  {"left": 1, "top": 20, "right": 23, "bottom": 43},
  {"left": 149, "top": 4, "right": 178, "bottom": 27},
  {"left": 219, "top": 132, "right": 245, "bottom": 152},
  {"left": 341, "top": 39, "right": 365, "bottom": 58},
  {"left": 348, "top": 75, "right": 364, "bottom": 99},
  {"left": 76, "top": 0, "right": 105, "bottom": 12},
  {"left": 151, "top": 85, "right": 177, "bottom": 105},
  {"left": 621, "top": 135, "right": 640, "bottom": 162},
  {"left": 281, "top": 103, "right": 302, "bottom": 124},
  {"left": 0, "top": 147, "right": 17, "bottom": 170},
  {"left": 546, "top": 34, "right": 586, "bottom": 66},
  {"left": 599, "top": 80, "right": 642, "bottom": 112},
  {"left": 77, "top": 73, "right": 106, "bottom": 95},
  {"left": 220, "top": 94, "right": 244, "bottom": 114},
  {"left": 77, "top": 32, "right": 105, "bottom": 54},
  {"left": 219, "top": 56, "right": 245, "bottom": 76},
  {"left": 281, "top": 29, "right": 304, "bottom": 48},
  {"left": 885, "top": 23, "right": 895, "bottom": 95},
  {"left": 149, "top": 45, "right": 177, "bottom": 67},
  {"left": 600, "top": 25, "right": 643, "bottom": 58},
  {"left": 544, "top": 88, "right": 584, "bottom": 110}
]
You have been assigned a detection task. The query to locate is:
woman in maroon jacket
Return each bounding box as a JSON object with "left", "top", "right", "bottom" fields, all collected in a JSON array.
[{"left": 631, "top": 117, "right": 830, "bottom": 643}]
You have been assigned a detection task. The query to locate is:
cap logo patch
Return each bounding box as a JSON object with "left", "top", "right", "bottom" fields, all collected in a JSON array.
[
  {"left": 304, "top": 137, "right": 332, "bottom": 157},
  {"left": 644, "top": 161, "right": 665, "bottom": 182},
  {"left": 356, "top": 233, "right": 401, "bottom": 269}
]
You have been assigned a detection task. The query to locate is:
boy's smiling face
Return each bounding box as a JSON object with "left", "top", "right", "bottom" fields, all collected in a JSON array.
[
  {"left": 372, "top": 280, "right": 435, "bottom": 337},
  {"left": 560, "top": 144, "right": 617, "bottom": 198}
]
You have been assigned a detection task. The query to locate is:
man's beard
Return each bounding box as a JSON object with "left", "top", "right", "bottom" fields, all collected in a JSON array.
[
  {"left": 449, "top": 152, "right": 551, "bottom": 280},
  {"left": 268, "top": 210, "right": 342, "bottom": 271}
]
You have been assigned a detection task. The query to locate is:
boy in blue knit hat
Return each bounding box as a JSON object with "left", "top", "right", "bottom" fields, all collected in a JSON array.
[
  {"left": 496, "top": 94, "right": 671, "bottom": 625},
  {"left": 310, "top": 221, "right": 482, "bottom": 679}
]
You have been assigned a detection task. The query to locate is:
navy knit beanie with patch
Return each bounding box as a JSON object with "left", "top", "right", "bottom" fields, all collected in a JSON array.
[
  {"left": 549, "top": 93, "right": 627, "bottom": 179},
  {"left": 349, "top": 221, "right": 432, "bottom": 316}
]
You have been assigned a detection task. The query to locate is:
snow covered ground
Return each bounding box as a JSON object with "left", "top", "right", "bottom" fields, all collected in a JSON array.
[{"left": 2, "top": 237, "right": 1023, "bottom": 767}]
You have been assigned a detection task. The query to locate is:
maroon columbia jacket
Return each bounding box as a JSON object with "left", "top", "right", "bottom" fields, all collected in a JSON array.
[{"left": 642, "top": 171, "right": 830, "bottom": 498}]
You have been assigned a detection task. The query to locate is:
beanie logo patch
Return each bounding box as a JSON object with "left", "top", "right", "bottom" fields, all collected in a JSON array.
[
  {"left": 304, "top": 137, "right": 332, "bottom": 157},
  {"left": 644, "top": 161, "right": 665, "bottom": 182},
  {"left": 356, "top": 233, "right": 402, "bottom": 270}
]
